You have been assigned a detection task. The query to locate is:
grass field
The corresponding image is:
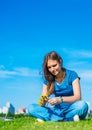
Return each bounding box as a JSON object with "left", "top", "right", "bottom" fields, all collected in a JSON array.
[{"left": 0, "top": 115, "right": 92, "bottom": 130}]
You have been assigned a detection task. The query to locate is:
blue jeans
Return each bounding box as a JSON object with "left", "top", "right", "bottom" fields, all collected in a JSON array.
[{"left": 27, "top": 100, "right": 88, "bottom": 121}]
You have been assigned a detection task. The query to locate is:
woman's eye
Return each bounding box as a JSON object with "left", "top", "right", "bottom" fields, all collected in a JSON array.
[
  {"left": 52, "top": 64, "right": 57, "bottom": 67},
  {"left": 48, "top": 66, "right": 51, "bottom": 69},
  {"left": 48, "top": 64, "right": 57, "bottom": 69}
]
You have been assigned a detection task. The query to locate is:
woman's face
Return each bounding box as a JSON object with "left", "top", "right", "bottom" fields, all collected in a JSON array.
[{"left": 47, "top": 59, "right": 61, "bottom": 76}]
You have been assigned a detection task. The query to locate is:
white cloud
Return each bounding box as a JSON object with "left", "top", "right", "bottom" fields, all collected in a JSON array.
[
  {"left": 62, "top": 48, "right": 92, "bottom": 58},
  {"left": 0, "top": 67, "right": 40, "bottom": 78},
  {"left": 67, "top": 61, "right": 87, "bottom": 67},
  {"left": 0, "top": 70, "right": 17, "bottom": 78},
  {"left": 61, "top": 49, "right": 92, "bottom": 82},
  {"left": 14, "top": 67, "right": 32, "bottom": 76},
  {"left": 79, "top": 70, "right": 92, "bottom": 81},
  {"left": 78, "top": 51, "right": 92, "bottom": 58},
  {"left": 14, "top": 67, "right": 40, "bottom": 77}
]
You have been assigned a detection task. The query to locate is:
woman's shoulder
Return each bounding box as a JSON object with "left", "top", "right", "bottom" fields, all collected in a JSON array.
[
  {"left": 65, "top": 68, "right": 78, "bottom": 74},
  {"left": 65, "top": 68, "right": 79, "bottom": 81}
]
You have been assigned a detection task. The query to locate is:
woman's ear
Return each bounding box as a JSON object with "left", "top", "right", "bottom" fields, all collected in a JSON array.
[
  {"left": 60, "top": 57, "right": 63, "bottom": 67},
  {"left": 60, "top": 59, "right": 62, "bottom": 67},
  {"left": 60, "top": 59, "right": 62, "bottom": 64}
]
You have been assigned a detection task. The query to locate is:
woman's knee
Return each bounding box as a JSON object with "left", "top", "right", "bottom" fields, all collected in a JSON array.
[
  {"left": 27, "top": 104, "right": 39, "bottom": 115},
  {"left": 72, "top": 100, "right": 88, "bottom": 111}
]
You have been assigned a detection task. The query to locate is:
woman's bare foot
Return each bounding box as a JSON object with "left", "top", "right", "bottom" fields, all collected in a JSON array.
[{"left": 17, "top": 107, "right": 26, "bottom": 114}]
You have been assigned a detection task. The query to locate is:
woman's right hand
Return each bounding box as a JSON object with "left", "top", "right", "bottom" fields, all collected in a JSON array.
[{"left": 38, "top": 94, "right": 48, "bottom": 106}]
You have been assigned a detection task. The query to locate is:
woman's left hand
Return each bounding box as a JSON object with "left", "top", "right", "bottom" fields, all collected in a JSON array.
[{"left": 48, "top": 97, "right": 61, "bottom": 105}]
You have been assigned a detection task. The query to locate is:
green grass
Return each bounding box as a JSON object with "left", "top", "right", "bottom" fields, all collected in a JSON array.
[{"left": 0, "top": 115, "right": 92, "bottom": 130}]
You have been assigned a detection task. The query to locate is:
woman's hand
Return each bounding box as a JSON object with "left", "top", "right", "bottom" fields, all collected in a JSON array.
[
  {"left": 48, "top": 97, "right": 61, "bottom": 105},
  {"left": 38, "top": 94, "right": 48, "bottom": 106}
]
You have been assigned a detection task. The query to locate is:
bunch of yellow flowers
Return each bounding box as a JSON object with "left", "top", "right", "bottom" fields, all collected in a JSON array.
[{"left": 38, "top": 94, "right": 49, "bottom": 106}]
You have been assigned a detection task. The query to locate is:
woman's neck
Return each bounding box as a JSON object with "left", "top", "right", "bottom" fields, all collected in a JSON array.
[{"left": 55, "top": 69, "right": 66, "bottom": 83}]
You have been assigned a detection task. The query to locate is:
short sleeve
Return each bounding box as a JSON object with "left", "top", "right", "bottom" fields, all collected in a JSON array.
[{"left": 68, "top": 70, "right": 80, "bottom": 84}]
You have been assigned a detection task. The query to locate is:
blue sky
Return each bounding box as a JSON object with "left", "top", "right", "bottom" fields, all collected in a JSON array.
[{"left": 0, "top": 0, "right": 92, "bottom": 111}]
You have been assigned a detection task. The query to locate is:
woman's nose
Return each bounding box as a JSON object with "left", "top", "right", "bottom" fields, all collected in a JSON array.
[{"left": 51, "top": 67, "right": 54, "bottom": 71}]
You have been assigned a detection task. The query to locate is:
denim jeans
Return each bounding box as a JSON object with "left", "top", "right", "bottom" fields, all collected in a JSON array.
[{"left": 27, "top": 100, "right": 88, "bottom": 121}]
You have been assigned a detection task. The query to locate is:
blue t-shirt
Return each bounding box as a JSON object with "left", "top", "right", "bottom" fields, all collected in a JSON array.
[{"left": 43, "top": 69, "right": 79, "bottom": 97}]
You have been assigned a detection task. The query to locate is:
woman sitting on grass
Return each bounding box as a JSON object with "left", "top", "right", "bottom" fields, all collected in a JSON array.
[{"left": 19, "top": 51, "right": 88, "bottom": 122}]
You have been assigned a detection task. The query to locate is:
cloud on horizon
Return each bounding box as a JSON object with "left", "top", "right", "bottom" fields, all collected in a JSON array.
[
  {"left": 0, "top": 66, "right": 40, "bottom": 78},
  {"left": 62, "top": 48, "right": 92, "bottom": 58},
  {"left": 78, "top": 70, "right": 92, "bottom": 81},
  {"left": 0, "top": 65, "right": 92, "bottom": 82}
]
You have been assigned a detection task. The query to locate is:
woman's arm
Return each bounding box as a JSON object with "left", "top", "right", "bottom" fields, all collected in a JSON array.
[
  {"left": 42, "top": 84, "right": 49, "bottom": 95},
  {"left": 48, "top": 78, "right": 81, "bottom": 105},
  {"left": 62, "top": 78, "right": 81, "bottom": 103},
  {"left": 42, "top": 83, "right": 54, "bottom": 96}
]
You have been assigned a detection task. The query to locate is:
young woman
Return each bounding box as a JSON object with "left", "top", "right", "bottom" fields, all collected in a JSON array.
[{"left": 27, "top": 51, "right": 88, "bottom": 121}]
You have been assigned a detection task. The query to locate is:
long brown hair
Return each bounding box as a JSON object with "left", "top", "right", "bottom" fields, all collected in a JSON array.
[{"left": 43, "top": 51, "right": 63, "bottom": 85}]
